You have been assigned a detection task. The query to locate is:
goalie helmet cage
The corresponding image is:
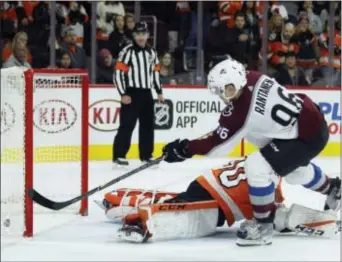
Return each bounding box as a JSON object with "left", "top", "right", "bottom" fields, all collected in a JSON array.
[{"left": 1, "top": 68, "right": 89, "bottom": 237}]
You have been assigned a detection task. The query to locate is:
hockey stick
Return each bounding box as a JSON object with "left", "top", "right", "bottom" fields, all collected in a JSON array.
[{"left": 27, "top": 156, "right": 164, "bottom": 211}]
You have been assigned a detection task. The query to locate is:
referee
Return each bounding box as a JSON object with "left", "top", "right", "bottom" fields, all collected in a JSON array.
[{"left": 113, "top": 21, "right": 164, "bottom": 167}]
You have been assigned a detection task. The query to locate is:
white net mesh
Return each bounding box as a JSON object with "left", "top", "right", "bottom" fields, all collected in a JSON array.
[
  {"left": 1, "top": 68, "right": 87, "bottom": 238},
  {"left": 1, "top": 67, "right": 26, "bottom": 238}
]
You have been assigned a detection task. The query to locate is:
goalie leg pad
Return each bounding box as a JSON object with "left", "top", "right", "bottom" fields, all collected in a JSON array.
[
  {"left": 104, "top": 189, "right": 177, "bottom": 221},
  {"left": 117, "top": 200, "right": 220, "bottom": 242},
  {"left": 275, "top": 203, "right": 339, "bottom": 238}
]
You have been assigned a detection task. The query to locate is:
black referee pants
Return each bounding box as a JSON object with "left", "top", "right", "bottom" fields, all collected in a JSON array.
[{"left": 113, "top": 89, "right": 155, "bottom": 161}]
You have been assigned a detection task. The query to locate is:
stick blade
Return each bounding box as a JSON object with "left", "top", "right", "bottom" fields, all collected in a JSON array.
[{"left": 27, "top": 188, "right": 64, "bottom": 210}]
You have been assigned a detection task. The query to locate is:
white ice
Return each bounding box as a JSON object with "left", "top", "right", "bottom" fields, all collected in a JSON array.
[{"left": 1, "top": 157, "right": 341, "bottom": 261}]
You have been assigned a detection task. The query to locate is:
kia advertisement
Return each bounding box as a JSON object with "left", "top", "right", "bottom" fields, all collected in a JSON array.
[
  {"left": 0, "top": 102, "right": 16, "bottom": 134},
  {"left": 33, "top": 99, "right": 77, "bottom": 134},
  {"left": 88, "top": 99, "right": 121, "bottom": 132}
]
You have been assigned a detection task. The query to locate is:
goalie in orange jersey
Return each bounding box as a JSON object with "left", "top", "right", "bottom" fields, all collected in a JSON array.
[{"left": 98, "top": 158, "right": 340, "bottom": 243}]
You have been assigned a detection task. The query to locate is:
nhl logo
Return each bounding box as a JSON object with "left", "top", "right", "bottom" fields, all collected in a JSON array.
[{"left": 154, "top": 100, "right": 173, "bottom": 130}]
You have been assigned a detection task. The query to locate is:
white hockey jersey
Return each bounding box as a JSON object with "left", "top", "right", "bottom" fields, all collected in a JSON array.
[{"left": 187, "top": 71, "right": 324, "bottom": 157}]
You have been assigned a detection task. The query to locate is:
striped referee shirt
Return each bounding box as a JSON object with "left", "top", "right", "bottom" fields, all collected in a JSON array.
[{"left": 113, "top": 43, "right": 162, "bottom": 96}]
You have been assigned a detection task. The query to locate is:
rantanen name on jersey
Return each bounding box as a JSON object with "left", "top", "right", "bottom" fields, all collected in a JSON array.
[{"left": 254, "top": 79, "right": 273, "bottom": 116}]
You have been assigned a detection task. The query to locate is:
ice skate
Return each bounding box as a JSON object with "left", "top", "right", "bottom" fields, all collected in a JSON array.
[
  {"left": 113, "top": 158, "right": 129, "bottom": 169},
  {"left": 141, "top": 158, "right": 159, "bottom": 169},
  {"left": 324, "top": 177, "right": 341, "bottom": 211},
  {"left": 236, "top": 220, "right": 274, "bottom": 246}
]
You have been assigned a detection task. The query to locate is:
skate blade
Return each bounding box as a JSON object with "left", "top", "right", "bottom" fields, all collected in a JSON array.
[
  {"left": 112, "top": 163, "right": 130, "bottom": 169},
  {"left": 236, "top": 236, "right": 272, "bottom": 247}
]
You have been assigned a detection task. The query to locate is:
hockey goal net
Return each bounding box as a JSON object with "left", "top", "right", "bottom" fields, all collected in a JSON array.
[{"left": 1, "top": 68, "right": 88, "bottom": 238}]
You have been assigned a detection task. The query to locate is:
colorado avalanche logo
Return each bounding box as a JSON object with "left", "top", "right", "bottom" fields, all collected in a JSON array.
[{"left": 222, "top": 101, "right": 234, "bottom": 117}]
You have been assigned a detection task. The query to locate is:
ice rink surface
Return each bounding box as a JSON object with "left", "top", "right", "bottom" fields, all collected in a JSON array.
[{"left": 1, "top": 157, "right": 341, "bottom": 261}]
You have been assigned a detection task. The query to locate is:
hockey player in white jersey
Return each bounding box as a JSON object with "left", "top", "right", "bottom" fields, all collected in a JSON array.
[{"left": 162, "top": 58, "right": 341, "bottom": 246}]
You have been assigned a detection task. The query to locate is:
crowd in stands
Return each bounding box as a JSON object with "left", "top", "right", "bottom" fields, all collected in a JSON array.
[{"left": 1, "top": 1, "right": 341, "bottom": 87}]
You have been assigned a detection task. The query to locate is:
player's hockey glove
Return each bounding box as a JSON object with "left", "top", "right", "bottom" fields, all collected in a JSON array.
[{"left": 163, "top": 139, "right": 193, "bottom": 163}]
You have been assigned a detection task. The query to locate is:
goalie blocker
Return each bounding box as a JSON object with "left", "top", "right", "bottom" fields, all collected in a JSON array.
[{"left": 100, "top": 159, "right": 340, "bottom": 243}]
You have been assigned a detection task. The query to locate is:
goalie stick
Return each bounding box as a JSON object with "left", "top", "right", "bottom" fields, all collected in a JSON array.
[{"left": 27, "top": 157, "right": 164, "bottom": 211}]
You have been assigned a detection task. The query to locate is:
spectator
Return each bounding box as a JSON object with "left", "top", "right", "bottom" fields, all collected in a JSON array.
[
  {"left": 295, "top": 14, "right": 319, "bottom": 82},
  {"left": 108, "top": 15, "right": 132, "bottom": 58},
  {"left": 218, "top": 1, "right": 243, "bottom": 28},
  {"left": 2, "top": 31, "right": 32, "bottom": 64},
  {"left": 312, "top": 1, "right": 329, "bottom": 25},
  {"left": 57, "top": 52, "right": 72, "bottom": 69},
  {"left": 57, "top": 1, "right": 89, "bottom": 47},
  {"left": 278, "top": 1, "right": 300, "bottom": 20},
  {"left": 242, "top": 2, "right": 259, "bottom": 30},
  {"left": 31, "top": 1, "right": 51, "bottom": 48},
  {"left": 301, "top": 1, "right": 323, "bottom": 34},
  {"left": 241, "top": 1, "right": 261, "bottom": 69},
  {"left": 15, "top": 1, "right": 38, "bottom": 32},
  {"left": 268, "top": 13, "right": 284, "bottom": 35},
  {"left": 268, "top": 23, "right": 299, "bottom": 70},
  {"left": 3, "top": 42, "right": 31, "bottom": 69},
  {"left": 207, "top": 21, "right": 229, "bottom": 59},
  {"left": 96, "top": 1, "right": 125, "bottom": 49},
  {"left": 59, "top": 28, "right": 87, "bottom": 69},
  {"left": 96, "top": 48, "right": 115, "bottom": 84},
  {"left": 207, "top": 13, "right": 249, "bottom": 64},
  {"left": 227, "top": 12, "right": 250, "bottom": 65},
  {"left": 0, "top": 2, "right": 17, "bottom": 24},
  {"left": 273, "top": 52, "right": 309, "bottom": 86},
  {"left": 318, "top": 23, "right": 341, "bottom": 86},
  {"left": 124, "top": 13, "right": 135, "bottom": 39},
  {"left": 184, "top": 2, "right": 212, "bottom": 48},
  {"left": 0, "top": 2, "right": 17, "bottom": 41},
  {"left": 174, "top": 1, "right": 191, "bottom": 47},
  {"left": 159, "top": 52, "right": 176, "bottom": 84},
  {"left": 270, "top": 4, "right": 290, "bottom": 24}
]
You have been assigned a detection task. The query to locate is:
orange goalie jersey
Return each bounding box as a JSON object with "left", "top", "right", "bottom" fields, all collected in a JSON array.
[
  {"left": 104, "top": 158, "right": 284, "bottom": 227},
  {"left": 196, "top": 159, "right": 284, "bottom": 226}
]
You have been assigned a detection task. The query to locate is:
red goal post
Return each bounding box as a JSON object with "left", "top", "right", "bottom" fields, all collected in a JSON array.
[{"left": 1, "top": 68, "right": 89, "bottom": 237}]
